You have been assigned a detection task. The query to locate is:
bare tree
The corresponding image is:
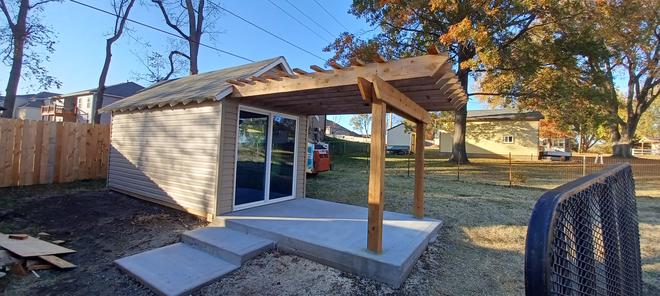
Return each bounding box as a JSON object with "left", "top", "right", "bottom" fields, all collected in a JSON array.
[
  {"left": 152, "top": 0, "right": 215, "bottom": 77},
  {"left": 94, "top": 0, "right": 136, "bottom": 123},
  {"left": 0, "top": 0, "right": 60, "bottom": 118}
]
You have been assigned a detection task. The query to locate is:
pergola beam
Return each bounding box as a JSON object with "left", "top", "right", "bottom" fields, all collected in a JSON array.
[
  {"left": 414, "top": 123, "right": 425, "bottom": 218},
  {"left": 359, "top": 76, "right": 429, "bottom": 254},
  {"left": 232, "top": 55, "right": 451, "bottom": 98},
  {"left": 369, "top": 76, "right": 432, "bottom": 124},
  {"left": 367, "top": 95, "right": 387, "bottom": 254}
]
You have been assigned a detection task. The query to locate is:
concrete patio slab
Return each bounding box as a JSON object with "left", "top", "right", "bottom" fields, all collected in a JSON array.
[
  {"left": 218, "top": 198, "right": 442, "bottom": 288},
  {"left": 181, "top": 227, "right": 274, "bottom": 265},
  {"left": 115, "top": 243, "right": 238, "bottom": 296}
]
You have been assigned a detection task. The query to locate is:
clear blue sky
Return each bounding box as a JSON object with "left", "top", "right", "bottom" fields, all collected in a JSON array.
[{"left": 0, "top": 0, "right": 487, "bottom": 132}]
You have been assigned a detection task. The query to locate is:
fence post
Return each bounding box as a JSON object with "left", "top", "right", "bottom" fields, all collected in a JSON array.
[
  {"left": 582, "top": 155, "right": 586, "bottom": 176},
  {"left": 456, "top": 152, "right": 461, "bottom": 181},
  {"left": 407, "top": 152, "right": 411, "bottom": 177},
  {"left": 509, "top": 152, "right": 513, "bottom": 187}
]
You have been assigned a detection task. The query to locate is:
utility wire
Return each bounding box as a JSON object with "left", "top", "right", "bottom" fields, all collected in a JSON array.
[
  {"left": 312, "top": 0, "right": 350, "bottom": 32},
  {"left": 209, "top": 2, "right": 327, "bottom": 62},
  {"left": 68, "top": 0, "right": 254, "bottom": 62},
  {"left": 265, "top": 0, "right": 329, "bottom": 43},
  {"left": 283, "top": 0, "right": 336, "bottom": 39}
]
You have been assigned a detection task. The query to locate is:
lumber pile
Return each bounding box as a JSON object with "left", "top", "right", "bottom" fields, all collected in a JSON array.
[{"left": 0, "top": 233, "right": 76, "bottom": 278}]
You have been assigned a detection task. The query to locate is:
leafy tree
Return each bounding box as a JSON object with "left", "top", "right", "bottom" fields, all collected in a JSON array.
[
  {"left": 325, "top": 0, "right": 567, "bottom": 163},
  {"left": 95, "top": 0, "right": 136, "bottom": 123},
  {"left": 350, "top": 114, "right": 371, "bottom": 136},
  {"left": 480, "top": 0, "right": 658, "bottom": 157},
  {"left": 0, "top": 0, "right": 60, "bottom": 118},
  {"left": 636, "top": 100, "right": 660, "bottom": 139}
]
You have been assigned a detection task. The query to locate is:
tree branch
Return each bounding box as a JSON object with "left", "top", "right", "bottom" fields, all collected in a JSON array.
[
  {"left": 164, "top": 50, "right": 189, "bottom": 80},
  {"left": 29, "top": 0, "right": 58, "bottom": 9},
  {"left": 0, "top": 0, "right": 15, "bottom": 29},
  {"left": 152, "top": 0, "right": 189, "bottom": 39}
]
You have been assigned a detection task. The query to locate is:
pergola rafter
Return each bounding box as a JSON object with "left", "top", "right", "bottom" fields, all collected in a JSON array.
[{"left": 229, "top": 50, "right": 467, "bottom": 254}]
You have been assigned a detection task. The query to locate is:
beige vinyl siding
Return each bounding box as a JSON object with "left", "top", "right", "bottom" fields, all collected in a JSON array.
[
  {"left": 216, "top": 99, "right": 238, "bottom": 214},
  {"left": 296, "top": 116, "right": 308, "bottom": 197},
  {"left": 108, "top": 102, "right": 221, "bottom": 219},
  {"left": 215, "top": 99, "right": 309, "bottom": 215},
  {"left": 439, "top": 120, "right": 540, "bottom": 159}
]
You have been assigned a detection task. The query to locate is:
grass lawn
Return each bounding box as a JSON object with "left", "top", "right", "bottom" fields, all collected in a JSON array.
[{"left": 307, "top": 153, "right": 660, "bottom": 295}]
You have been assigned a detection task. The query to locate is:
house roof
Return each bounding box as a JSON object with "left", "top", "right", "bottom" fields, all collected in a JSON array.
[
  {"left": 59, "top": 82, "right": 144, "bottom": 99},
  {"left": 326, "top": 119, "right": 361, "bottom": 137},
  {"left": 101, "top": 57, "right": 289, "bottom": 112},
  {"left": 0, "top": 91, "right": 60, "bottom": 102},
  {"left": 19, "top": 99, "right": 48, "bottom": 108},
  {"left": 467, "top": 109, "right": 544, "bottom": 121}
]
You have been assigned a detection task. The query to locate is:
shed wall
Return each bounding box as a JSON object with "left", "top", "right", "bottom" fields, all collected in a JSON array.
[
  {"left": 108, "top": 102, "right": 221, "bottom": 219},
  {"left": 215, "top": 99, "right": 308, "bottom": 215}
]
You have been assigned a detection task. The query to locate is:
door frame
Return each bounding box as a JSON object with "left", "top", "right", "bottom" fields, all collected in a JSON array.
[{"left": 232, "top": 105, "right": 299, "bottom": 211}]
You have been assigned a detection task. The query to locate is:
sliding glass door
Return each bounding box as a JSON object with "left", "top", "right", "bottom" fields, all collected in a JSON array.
[{"left": 234, "top": 108, "right": 297, "bottom": 209}]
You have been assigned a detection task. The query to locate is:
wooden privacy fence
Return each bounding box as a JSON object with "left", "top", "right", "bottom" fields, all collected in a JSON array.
[{"left": 0, "top": 118, "right": 110, "bottom": 187}]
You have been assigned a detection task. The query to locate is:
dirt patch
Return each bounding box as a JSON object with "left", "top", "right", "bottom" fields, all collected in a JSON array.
[{"left": 0, "top": 183, "right": 206, "bottom": 296}]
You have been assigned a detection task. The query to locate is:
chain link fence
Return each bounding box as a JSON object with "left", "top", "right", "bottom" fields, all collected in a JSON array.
[{"left": 524, "top": 164, "right": 642, "bottom": 295}]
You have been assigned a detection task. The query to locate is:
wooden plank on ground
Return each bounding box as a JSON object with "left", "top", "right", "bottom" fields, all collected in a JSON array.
[
  {"left": 367, "top": 98, "right": 387, "bottom": 254},
  {"left": 38, "top": 255, "right": 76, "bottom": 269},
  {"left": 0, "top": 234, "right": 76, "bottom": 257}
]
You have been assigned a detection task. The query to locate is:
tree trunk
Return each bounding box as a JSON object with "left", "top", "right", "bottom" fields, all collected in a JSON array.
[
  {"left": 448, "top": 51, "right": 470, "bottom": 164},
  {"left": 94, "top": 0, "right": 135, "bottom": 123},
  {"left": 94, "top": 40, "right": 113, "bottom": 123},
  {"left": 188, "top": 38, "right": 199, "bottom": 75},
  {"left": 1, "top": 0, "right": 28, "bottom": 119},
  {"left": 448, "top": 104, "right": 469, "bottom": 164}
]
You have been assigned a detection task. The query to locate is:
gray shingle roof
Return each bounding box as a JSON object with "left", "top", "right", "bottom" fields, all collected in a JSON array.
[
  {"left": 59, "top": 82, "right": 144, "bottom": 98},
  {"left": 101, "top": 57, "right": 288, "bottom": 112},
  {"left": 467, "top": 109, "right": 544, "bottom": 121}
]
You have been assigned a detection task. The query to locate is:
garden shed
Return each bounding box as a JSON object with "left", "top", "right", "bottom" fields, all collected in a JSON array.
[{"left": 101, "top": 48, "right": 467, "bottom": 254}]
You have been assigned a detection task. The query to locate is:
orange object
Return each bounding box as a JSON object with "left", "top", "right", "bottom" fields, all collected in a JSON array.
[{"left": 313, "top": 149, "right": 331, "bottom": 173}]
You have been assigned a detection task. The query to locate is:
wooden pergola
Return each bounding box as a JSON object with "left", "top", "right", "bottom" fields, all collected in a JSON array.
[{"left": 229, "top": 47, "right": 467, "bottom": 253}]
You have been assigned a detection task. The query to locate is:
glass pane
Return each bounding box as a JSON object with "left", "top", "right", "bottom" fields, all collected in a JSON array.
[
  {"left": 235, "top": 111, "right": 269, "bottom": 205},
  {"left": 269, "top": 116, "right": 296, "bottom": 199}
]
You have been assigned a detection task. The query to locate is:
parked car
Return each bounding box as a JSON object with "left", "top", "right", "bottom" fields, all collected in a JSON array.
[
  {"left": 387, "top": 145, "right": 411, "bottom": 155},
  {"left": 540, "top": 149, "right": 572, "bottom": 161}
]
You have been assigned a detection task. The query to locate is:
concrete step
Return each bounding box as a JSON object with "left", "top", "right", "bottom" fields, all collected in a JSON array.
[
  {"left": 115, "top": 243, "right": 239, "bottom": 296},
  {"left": 181, "top": 227, "right": 274, "bottom": 265}
]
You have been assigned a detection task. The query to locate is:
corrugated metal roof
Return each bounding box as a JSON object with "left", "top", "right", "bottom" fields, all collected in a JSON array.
[
  {"left": 101, "top": 57, "right": 288, "bottom": 112},
  {"left": 467, "top": 109, "right": 544, "bottom": 121}
]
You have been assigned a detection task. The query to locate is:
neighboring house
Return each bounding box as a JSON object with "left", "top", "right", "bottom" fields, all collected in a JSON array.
[
  {"left": 42, "top": 82, "right": 143, "bottom": 123},
  {"left": 635, "top": 136, "right": 660, "bottom": 155},
  {"left": 16, "top": 99, "right": 49, "bottom": 120},
  {"left": 438, "top": 109, "right": 544, "bottom": 159},
  {"left": 0, "top": 92, "right": 59, "bottom": 118}
]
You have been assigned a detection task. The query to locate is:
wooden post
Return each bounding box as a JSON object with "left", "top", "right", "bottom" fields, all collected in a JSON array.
[
  {"left": 413, "top": 122, "right": 425, "bottom": 219},
  {"left": 367, "top": 98, "right": 387, "bottom": 254}
]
